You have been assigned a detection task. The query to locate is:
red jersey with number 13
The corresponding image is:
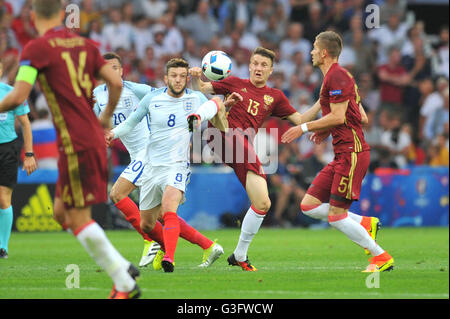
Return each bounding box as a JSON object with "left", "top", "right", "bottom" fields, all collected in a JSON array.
[
  {"left": 19, "top": 26, "right": 107, "bottom": 154},
  {"left": 211, "top": 76, "right": 297, "bottom": 133},
  {"left": 320, "top": 63, "right": 370, "bottom": 154}
]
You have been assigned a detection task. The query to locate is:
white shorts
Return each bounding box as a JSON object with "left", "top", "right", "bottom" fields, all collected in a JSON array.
[
  {"left": 139, "top": 163, "right": 191, "bottom": 211},
  {"left": 119, "top": 150, "right": 147, "bottom": 187}
]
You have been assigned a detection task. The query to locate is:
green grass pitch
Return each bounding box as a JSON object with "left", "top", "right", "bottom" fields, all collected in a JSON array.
[{"left": 0, "top": 227, "right": 448, "bottom": 299}]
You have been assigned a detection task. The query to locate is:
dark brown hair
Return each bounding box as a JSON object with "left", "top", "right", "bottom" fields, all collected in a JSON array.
[
  {"left": 103, "top": 52, "right": 122, "bottom": 66},
  {"left": 315, "top": 31, "right": 343, "bottom": 58},
  {"left": 32, "top": 0, "right": 62, "bottom": 18},
  {"left": 165, "top": 58, "right": 189, "bottom": 74},
  {"left": 251, "top": 47, "right": 275, "bottom": 66}
]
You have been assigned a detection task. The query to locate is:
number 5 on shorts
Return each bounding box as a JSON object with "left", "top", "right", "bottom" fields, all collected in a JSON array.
[{"left": 338, "top": 176, "right": 349, "bottom": 194}]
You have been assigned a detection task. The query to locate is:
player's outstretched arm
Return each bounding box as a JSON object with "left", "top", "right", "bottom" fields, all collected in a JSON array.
[
  {"left": 286, "top": 99, "right": 322, "bottom": 126},
  {"left": 281, "top": 100, "right": 348, "bottom": 143},
  {"left": 111, "top": 93, "right": 151, "bottom": 139},
  {"left": 0, "top": 81, "right": 33, "bottom": 113},
  {"left": 98, "top": 63, "right": 123, "bottom": 128},
  {"left": 187, "top": 93, "right": 242, "bottom": 131},
  {"left": 287, "top": 99, "right": 331, "bottom": 144},
  {"left": 17, "top": 114, "right": 37, "bottom": 176},
  {"left": 189, "top": 67, "right": 214, "bottom": 94}
]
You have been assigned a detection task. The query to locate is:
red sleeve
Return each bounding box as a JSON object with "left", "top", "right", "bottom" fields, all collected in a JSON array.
[
  {"left": 271, "top": 90, "right": 297, "bottom": 118},
  {"left": 211, "top": 76, "right": 238, "bottom": 95},
  {"left": 327, "top": 69, "right": 353, "bottom": 104},
  {"left": 19, "top": 39, "right": 50, "bottom": 70}
]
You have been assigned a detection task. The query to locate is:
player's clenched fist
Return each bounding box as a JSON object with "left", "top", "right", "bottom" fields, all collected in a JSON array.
[{"left": 189, "top": 67, "right": 203, "bottom": 78}]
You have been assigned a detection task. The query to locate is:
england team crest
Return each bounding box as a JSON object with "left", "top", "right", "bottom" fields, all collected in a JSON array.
[
  {"left": 123, "top": 97, "right": 133, "bottom": 108},
  {"left": 184, "top": 101, "right": 193, "bottom": 112}
]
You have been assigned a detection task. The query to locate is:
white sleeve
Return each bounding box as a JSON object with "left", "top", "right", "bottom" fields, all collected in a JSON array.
[
  {"left": 127, "top": 81, "right": 155, "bottom": 100},
  {"left": 92, "top": 89, "right": 101, "bottom": 117},
  {"left": 191, "top": 99, "right": 219, "bottom": 122},
  {"left": 93, "top": 101, "right": 101, "bottom": 117}
]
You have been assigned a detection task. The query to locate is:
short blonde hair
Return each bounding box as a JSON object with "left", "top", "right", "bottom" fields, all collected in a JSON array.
[{"left": 315, "top": 31, "right": 343, "bottom": 58}]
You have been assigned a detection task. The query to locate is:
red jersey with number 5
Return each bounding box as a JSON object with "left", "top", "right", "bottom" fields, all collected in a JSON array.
[
  {"left": 211, "top": 76, "right": 296, "bottom": 133},
  {"left": 19, "top": 26, "right": 107, "bottom": 153},
  {"left": 320, "top": 63, "right": 370, "bottom": 154}
]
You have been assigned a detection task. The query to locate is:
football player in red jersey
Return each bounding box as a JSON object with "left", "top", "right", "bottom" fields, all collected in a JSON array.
[
  {"left": 282, "top": 31, "right": 394, "bottom": 272},
  {"left": 0, "top": 0, "right": 141, "bottom": 297},
  {"left": 190, "top": 47, "right": 322, "bottom": 271}
]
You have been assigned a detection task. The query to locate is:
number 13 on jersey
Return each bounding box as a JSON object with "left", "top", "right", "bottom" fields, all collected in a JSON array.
[{"left": 247, "top": 99, "right": 259, "bottom": 116}]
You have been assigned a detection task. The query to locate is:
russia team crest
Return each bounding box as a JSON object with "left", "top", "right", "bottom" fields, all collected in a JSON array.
[{"left": 263, "top": 95, "right": 274, "bottom": 110}]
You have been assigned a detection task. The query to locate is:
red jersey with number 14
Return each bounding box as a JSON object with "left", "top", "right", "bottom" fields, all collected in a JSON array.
[
  {"left": 320, "top": 63, "right": 370, "bottom": 154},
  {"left": 211, "top": 76, "right": 297, "bottom": 133},
  {"left": 19, "top": 26, "right": 107, "bottom": 154}
]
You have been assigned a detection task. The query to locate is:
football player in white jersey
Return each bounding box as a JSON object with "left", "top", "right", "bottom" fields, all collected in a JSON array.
[
  {"left": 93, "top": 53, "right": 158, "bottom": 267},
  {"left": 106, "top": 58, "right": 242, "bottom": 272},
  {"left": 98, "top": 54, "right": 230, "bottom": 270}
]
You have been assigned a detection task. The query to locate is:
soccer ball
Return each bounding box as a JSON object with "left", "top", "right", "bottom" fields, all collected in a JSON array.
[{"left": 201, "top": 51, "right": 232, "bottom": 81}]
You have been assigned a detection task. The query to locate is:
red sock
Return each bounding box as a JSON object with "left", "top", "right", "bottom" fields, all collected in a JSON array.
[
  {"left": 147, "top": 221, "right": 165, "bottom": 251},
  {"left": 115, "top": 197, "right": 152, "bottom": 242},
  {"left": 162, "top": 212, "right": 180, "bottom": 261},
  {"left": 179, "top": 217, "right": 213, "bottom": 250}
]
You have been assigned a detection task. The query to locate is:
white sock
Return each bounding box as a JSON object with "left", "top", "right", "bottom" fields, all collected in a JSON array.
[
  {"left": 329, "top": 214, "right": 384, "bottom": 256},
  {"left": 300, "top": 203, "right": 329, "bottom": 221},
  {"left": 348, "top": 211, "right": 363, "bottom": 223},
  {"left": 196, "top": 99, "right": 219, "bottom": 122},
  {"left": 301, "top": 203, "right": 363, "bottom": 223},
  {"left": 75, "top": 221, "right": 135, "bottom": 292},
  {"left": 234, "top": 206, "right": 265, "bottom": 262}
]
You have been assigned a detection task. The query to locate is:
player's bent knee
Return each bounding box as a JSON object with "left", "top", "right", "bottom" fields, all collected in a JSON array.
[
  {"left": 53, "top": 210, "right": 65, "bottom": 225},
  {"left": 53, "top": 204, "right": 66, "bottom": 226},
  {"left": 253, "top": 197, "right": 271, "bottom": 213},
  {"left": 328, "top": 205, "right": 348, "bottom": 216},
  {"left": 300, "top": 202, "right": 321, "bottom": 213},
  {"left": 0, "top": 190, "right": 12, "bottom": 209},
  {"left": 109, "top": 188, "right": 126, "bottom": 204},
  {"left": 140, "top": 220, "right": 156, "bottom": 234}
]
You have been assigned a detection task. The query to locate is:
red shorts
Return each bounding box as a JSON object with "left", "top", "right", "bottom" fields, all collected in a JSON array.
[
  {"left": 209, "top": 129, "right": 266, "bottom": 188},
  {"left": 55, "top": 147, "right": 108, "bottom": 210},
  {"left": 307, "top": 151, "right": 370, "bottom": 209}
]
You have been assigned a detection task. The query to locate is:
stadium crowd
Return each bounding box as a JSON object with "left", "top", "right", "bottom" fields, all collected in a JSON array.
[{"left": 0, "top": 0, "right": 448, "bottom": 227}]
